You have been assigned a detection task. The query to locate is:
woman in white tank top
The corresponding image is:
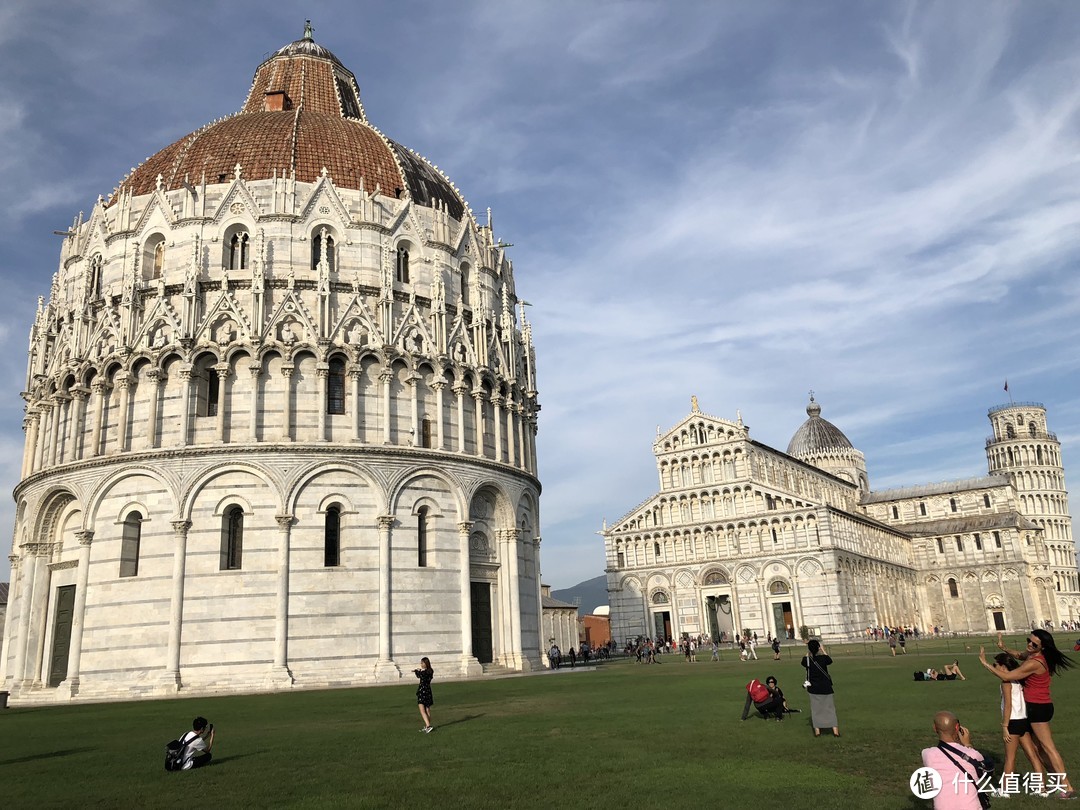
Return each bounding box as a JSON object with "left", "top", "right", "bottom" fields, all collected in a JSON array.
[{"left": 993, "top": 652, "right": 1046, "bottom": 788}]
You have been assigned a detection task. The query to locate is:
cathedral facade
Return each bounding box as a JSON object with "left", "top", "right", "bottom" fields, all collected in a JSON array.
[
  {"left": 603, "top": 398, "right": 1079, "bottom": 643},
  {"left": 2, "top": 28, "right": 543, "bottom": 704}
]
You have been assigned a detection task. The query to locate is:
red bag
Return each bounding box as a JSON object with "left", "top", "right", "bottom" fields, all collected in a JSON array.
[{"left": 746, "top": 678, "right": 769, "bottom": 703}]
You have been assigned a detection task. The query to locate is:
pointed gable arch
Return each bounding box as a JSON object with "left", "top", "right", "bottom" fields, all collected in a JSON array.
[
  {"left": 330, "top": 293, "right": 382, "bottom": 349},
  {"left": 210, "top": 174, "right": 264, "bottom": 224},
  {"left": 262, "top": 289, "right": 318, "bottom": 348},
  {"left": 297, "top": 170, "right": 353, "bottom": 225},
  {"left": 194, "top": 288, "right": 254, "bottom": 346},
  {"left": 134, "top": 295, "right": 184, "bottom": 351},
  {"left": 390, "top": 301, "right": 435, "bottom": 356},
  {"left": 446, "top": 314, "right": 477, "bottom": 365}
]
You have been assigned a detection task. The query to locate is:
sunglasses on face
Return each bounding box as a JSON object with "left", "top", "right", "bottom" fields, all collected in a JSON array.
[{"left": 1027, "top": 640, "right": 1041, "bottom": 648}]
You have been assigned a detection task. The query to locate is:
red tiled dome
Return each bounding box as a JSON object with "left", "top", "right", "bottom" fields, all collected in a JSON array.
[{"left": 111, "top": 28, "right": 465, "bottom": 220}]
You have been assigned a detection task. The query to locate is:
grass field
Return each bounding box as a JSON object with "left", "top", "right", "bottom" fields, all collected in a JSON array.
[{"left": 3, "top": 635, "right": 1077, "bottom": 809}]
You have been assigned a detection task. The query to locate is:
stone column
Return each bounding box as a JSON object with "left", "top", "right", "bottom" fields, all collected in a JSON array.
[
  {"left": 177, "top": 367, "right": 193, "bottom": 446},
  {"left": 517, "top": 408, "right": 528, "bottom": 472},
  {"left": 350, "top": 367, "right": 363, "bottom": 441},
  {"left": 280, "top": 364, "right": 295, "bottom": 441},
  {"left": 30, "top": 544, "right": 53, "bottom": 687},
  {"left": 380, "top": 368, "right": 393, "bottom": 445},
  {"left": 532, "top": 536, "right": 543, "bottom": 665},
  {"left": 70, "top": 390, "right": 89, "bottom": 459},
  {"left": 58, "top": 393, "right": 75, "bottom": 463},
  {"left": 89, "top": 379, "right": 107, "bottom": 457},
  {"left": 47, "top": 397, "right": 62, "bottom": 467},
  {"left": 453, "top": 382, "right": 468, "bottom": 453},
  {"left": 505, "top": 397, "right": 517, "bottom": 467},
  {"left": 431, "top": 379, "right": 446, "bottom": 451},
  {"left": 316, "top": 365, "right": 329, "bottom": 441},
  {"left": 116, "top": 372, "right": 133, "bottom": 452},
  {"left": 22, "top": 411, "right": 40, "bottom": 477},
  {"left": 0, "top": 555, "right": 20, "bottom": 682},
  {"left": 491, "top": 393, "right": 505, "bottom": 462},
  {"left": 34, "top": 402, "right": 51, "bottom": 470},
  {"left": 408, "top": 372, "right": 420, "bottom": 445},
  {"left": 527, "top": 418, "right": 537, "bottom": 474},
  {"left": 163, "top": 520, "right": 191, "bottom": 691},
  {"left": 271, "top": 514, "right": 295, "bottom": 685},
  {"left": 458, "top": 521, "right": 482, "bottom": 676},
  {"left": 214, "top": 363, "right": 230, "bottom": 442},
  {"left": 61, "top": 530, "right": 94, "bottom": 697},
  {"left": 472, "top": 389, "right": 486, "bottom": 458},
  {"left": 374, "top": 515, "right": 401, "bottom": 680},
  {"left": 248, "top": 364, "right": 261, "bottom": 441},
  {"left": 144, "top": 371, "right": 161, "bottom": 449},
  {"left": 505, "top": 529, "right": 523, "bottom": 669},
  {"left": 10, "top": 550, "right": 41, "bottom": 688}
]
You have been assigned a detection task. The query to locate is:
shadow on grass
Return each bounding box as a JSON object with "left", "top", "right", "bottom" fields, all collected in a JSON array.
[
  {"left": 208, "top": 751, "right": 265, "bottom": 765},
  {"left": 436, "top": 713, "right": 484, "bottom": 728},
  {"left": 0, "top": 747, "right": 96, "bottom": 766}
]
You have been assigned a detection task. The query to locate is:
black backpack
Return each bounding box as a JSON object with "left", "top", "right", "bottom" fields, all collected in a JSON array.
[{"left": 164, "top": 733, "right": 194, "bottom": 771}]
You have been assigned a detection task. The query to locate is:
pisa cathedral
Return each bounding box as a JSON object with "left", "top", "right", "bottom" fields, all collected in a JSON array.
[
  {"left": 603, "top": 397, "right": 1080, "bottom": 643},
  {"left": 1, "top": 27, "right": 543, "bottom": 704}
]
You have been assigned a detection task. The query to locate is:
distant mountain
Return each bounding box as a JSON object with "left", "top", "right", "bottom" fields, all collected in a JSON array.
[{"left": 551, "top": 575, "right": 608, "bottom": 614}]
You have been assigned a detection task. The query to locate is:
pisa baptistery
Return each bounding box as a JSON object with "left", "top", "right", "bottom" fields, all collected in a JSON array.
[{"left": 1, "top": 25, "right": 543, "bottom": 703}]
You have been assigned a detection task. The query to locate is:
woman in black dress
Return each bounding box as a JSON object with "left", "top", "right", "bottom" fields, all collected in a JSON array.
[
  {"left": 414, "top": 657, "right": 434, "bottom": 733},
  {"left": 801, "top": 639, "right": 839, "bottom": 737}
]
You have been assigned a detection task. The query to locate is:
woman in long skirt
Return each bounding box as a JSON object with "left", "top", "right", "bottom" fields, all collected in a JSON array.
[{"left": 801, "top": 639, "right": 839, "bottom": 737}]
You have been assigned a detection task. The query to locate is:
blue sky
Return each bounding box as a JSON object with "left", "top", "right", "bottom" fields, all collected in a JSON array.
[{"left": 2, "top": 1, "right": 1079, "bottom": 590}]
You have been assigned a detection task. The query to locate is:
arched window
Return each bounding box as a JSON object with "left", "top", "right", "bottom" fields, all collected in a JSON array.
[
  {"left": 654, "top": 541, "right": 661, "bottom": 559},
  {"left": 153, "top": 240, "right": 165, "bottom": 279},
  {"left": 1029, "top": 422, "right": 1037, "bottom": 437},
  {"left": 984, "top": 494, "right": 991, "bottom": 508},
  {"left": 1037, "top": 447, "right": 1043, "bottom": 464},
  {"left": 89, "top": 254, "right": 104, "bottom": 299},
  {"left": 421, "top": 417, "right": 432, "bottom": 449},
  {"left": 1006, "top": 424, "right": 1015, "bottom": 439},
  {"left": 892, "top": 506, "right": 899, "bottom": 519},
  {"left": 460, "top": 263, "right": 471, "bottom": 305},
  {"left": 327, "top": 358, "right": 346, "bottom": 415},
  {"left": 230, "top": 231, "right": 249, "bottom": 270},
  {"left": 949, "top": 498, "right": 957, "bottom": 512},
  {"left": 324, "top": 505, "right": 341, "bottom": 567},
  {"left": 206, "top": 367, "right": 220, "bottom": 417},
  {"left": 396, "top": 246, "right": 410, "bottom": 283},
  {"left": 417, "top": 507, "right": 428, "bottom": 567},
  {"left": 947, "top": 578, "right": 958, "bottom": 598},
  {"left": 120, "top": 511, "right": 142, "bottom": 577},
  {"left": 221, "top": 506, "right": 244, "bottom": 570},
  {"left": 311, "top": 230, "right": 335, "bottom": 272},
  {"left": 919, "top": 502, "right": 927, "bottom": 516}
]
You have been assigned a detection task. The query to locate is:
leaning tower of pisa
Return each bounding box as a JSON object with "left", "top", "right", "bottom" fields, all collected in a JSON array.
[{"left": 986, "top": 402, "right": 1078, "bottom": 623}]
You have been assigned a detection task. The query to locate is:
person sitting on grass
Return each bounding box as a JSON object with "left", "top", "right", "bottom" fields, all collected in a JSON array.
[
  {"left": 741, "top": 676, "right": 785, "bottom": 721},
  {"left": 180, "top": 717, "right": 214, "bottom": 770}
]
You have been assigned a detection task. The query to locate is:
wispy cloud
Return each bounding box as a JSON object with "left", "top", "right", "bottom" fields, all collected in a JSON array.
[{"left": 2, "top": 2, "right": 1079, "bottom": 589}]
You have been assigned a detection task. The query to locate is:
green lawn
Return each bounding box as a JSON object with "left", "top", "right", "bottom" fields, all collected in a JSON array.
[{"left": 2, "top": 636, "right": 1076, "bottom": 809}]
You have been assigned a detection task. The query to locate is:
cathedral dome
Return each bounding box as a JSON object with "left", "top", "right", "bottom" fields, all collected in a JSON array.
[
  {"left": 786, "top": 397, "right": 854, "bottom": 457},
  {"left": 111, "top": 24, "right": 465, "bottom": 220}
]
